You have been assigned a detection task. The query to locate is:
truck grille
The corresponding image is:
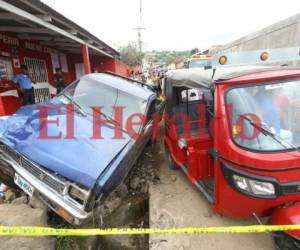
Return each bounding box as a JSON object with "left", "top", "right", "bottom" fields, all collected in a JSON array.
[{"left": 1, "top": 145, "right": 66, "bottom": 194}]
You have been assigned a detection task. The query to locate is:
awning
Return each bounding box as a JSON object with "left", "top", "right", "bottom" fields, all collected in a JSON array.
[{"left": 0, "top": 0, "right": 119, "bottom": 58}]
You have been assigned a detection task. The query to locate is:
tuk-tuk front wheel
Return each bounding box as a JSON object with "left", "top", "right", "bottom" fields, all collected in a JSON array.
[
  {"left": 165, "top": 146, "right": 178, "bottom": 170},
  {"left": 273, "top": 232, "right": 300, "bottom": 250}
]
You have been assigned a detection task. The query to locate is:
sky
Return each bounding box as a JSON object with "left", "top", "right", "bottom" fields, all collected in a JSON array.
[{"left": 42, "top": 0, "right": 300, "bottom": 52}]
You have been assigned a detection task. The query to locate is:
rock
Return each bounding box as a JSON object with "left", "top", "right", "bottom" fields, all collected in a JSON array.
[
  {"left": 28, "top": 196, "right": 47, "bottom": 209},
  {"left": 79, "top": 236, "right": 99, "bottom": 250},
  {"left": 151, "top": 209, "right": 175, "bottom": 228},
  {"left": 4, "top": 189, "right": 16, "bottom": 201},
  {"left": 101, "top": 234, "right": 135, "bottom": 250},
  {"left": 103, "top": 197, "right": 148, "bottom": 228},
  {"left": 203, "top": 211, "right": 213, "bottom": 218},
  {"left": 170, "top": 175, "right": 177, "bottom": 182},
  {"left": 11, "top": 196, "right": 28, "bottom": 205},
  {"left": 130, "top": 177, "right": 140, "bottom": 190},
  {"left": 0, "top": 204, "right": 55, "bottom": 250},
  {"left": 104, "top": 196, "right": 122, "bottom": 214},
  {"left": 140, "top": 183, "right": 149, "bottom": 194},
  {"left": 145, "top": 152, "right": 152, "bottom": 158},
  {"left": 115, "top": 183, "right": 128, "bottom": 198},
  {"left": 0, "top": 183, "right": 8, "bottom": 192}
]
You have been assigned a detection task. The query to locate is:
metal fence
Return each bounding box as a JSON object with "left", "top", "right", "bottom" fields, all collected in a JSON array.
[{"left": 24, "top": 57, "right": 51, "bottom": 103}]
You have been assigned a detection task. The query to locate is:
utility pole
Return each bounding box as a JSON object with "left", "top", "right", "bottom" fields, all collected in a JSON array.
[{"left": 133, "top": 0, "right": 145, "bottom": 52}]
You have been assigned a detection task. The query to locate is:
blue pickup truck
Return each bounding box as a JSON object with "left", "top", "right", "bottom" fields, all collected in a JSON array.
[{"left": 0, "top": 73, "right": 163, "bottom": 224}]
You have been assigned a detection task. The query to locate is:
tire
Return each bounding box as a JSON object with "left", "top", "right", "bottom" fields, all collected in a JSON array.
[
  {"left": 164, "top": 146, "right": 178, "bottom": 170},
  {"left": 273, "top": 232, "right": 300, "bottom": 250}
]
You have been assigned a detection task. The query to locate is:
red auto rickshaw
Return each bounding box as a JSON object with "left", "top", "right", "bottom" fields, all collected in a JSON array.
[{"left": 164, "top": 47, "right": 300, "bottom": 249}]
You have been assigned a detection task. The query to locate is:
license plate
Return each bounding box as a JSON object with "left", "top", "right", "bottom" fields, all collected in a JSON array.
[{"left": 14, "top": 173, "right": 34, "bottom": 197}]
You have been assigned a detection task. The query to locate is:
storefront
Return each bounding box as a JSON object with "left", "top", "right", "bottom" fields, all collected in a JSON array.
[{"left": 0, "top": 0, "right": 132, "bottom": 115}]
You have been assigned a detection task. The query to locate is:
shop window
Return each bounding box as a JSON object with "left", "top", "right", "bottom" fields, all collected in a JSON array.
[
  {"left": 24, "top": 57, "right": 51, "bottom": 103},
  {"left": 0, "top": 57, "right": 13, "bottom": 81},
  {"left": 24, "top": 57, "right": 49, "bottom": 83}
]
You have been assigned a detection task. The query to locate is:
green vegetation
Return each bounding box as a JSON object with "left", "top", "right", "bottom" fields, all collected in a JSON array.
[
  {"left": 119, "top": 42, "right": 144, "bottom": 67},
  {"left": 145, "top": 49, "right": 195, "bottom": 66}
]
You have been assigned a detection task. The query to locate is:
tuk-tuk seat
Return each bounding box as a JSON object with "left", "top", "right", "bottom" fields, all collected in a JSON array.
[{"left": 173, "top": 102, "right": 208, "bottom": 137}]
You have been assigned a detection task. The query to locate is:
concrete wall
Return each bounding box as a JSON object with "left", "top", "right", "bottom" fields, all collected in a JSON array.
[{"left": 219, "top": 13, "right": 300, "bottom": 65}]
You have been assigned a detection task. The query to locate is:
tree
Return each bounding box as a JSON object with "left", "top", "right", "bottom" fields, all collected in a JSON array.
[
  {"left": 119, "top": 42, "right": 144, "bottom": 67},
  {"left": 190, "top": 48, "right": 199, "bottom": 55}
]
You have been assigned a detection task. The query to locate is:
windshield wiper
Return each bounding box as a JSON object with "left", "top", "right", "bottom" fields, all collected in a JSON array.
[
  {"left": 62, "top": 94, "right": 87, "bottom": 117},
  {"left": 92, "top": 109, "right": 123, "bottom": 129},
  {"left": 239, "top": 114, "right": 300, "bottom": 153}
]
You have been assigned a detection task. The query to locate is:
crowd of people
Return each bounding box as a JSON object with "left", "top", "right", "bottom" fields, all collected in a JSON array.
[{"left": 130, "top": 70, "right": 165, "bottom": 96}]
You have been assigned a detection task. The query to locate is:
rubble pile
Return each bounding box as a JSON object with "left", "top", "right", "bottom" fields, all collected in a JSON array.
[
  {"left": 93, "top": 145, "right": 161, "bottom": 250},
  {"left": 0, "top": 185, "right": 55, "bottom": 250},
  {"left": 125, "top": 146, "right": 161, "bottom": 196}
]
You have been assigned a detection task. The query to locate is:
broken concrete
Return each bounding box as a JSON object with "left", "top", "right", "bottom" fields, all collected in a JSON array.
[
  {"left": 11, "top": 195, "right": 28, "bottom": 205},
  {"left": 28, "top": 196, "right": 47, "bottom": 210},
  {"left": 0, "top": 203, "right": 55, "bottom": 250},
  {"left": 4, "top": 189, "right": 15, "bottom": 202}
]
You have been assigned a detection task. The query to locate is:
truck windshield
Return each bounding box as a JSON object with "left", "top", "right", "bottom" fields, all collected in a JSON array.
[
  {"left": 226, "top": 80, "right": 300, "bottom": 151},
  {"left": 58, "top": 77, "right": 148, "bottom": 130}
]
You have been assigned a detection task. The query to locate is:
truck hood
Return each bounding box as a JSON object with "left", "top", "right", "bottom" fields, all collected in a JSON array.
[{"left": 0, "top": 101, "right": 131, "bottom": 188}]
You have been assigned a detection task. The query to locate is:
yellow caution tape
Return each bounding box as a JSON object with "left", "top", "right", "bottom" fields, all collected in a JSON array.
[{"left": 0, "top": 225, "right": 300, "bottom": 236}]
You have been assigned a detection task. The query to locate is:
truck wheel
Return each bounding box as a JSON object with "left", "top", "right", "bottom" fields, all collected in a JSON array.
[
  {"left": 165, "top": 146, "right": 178, "bottom": 170},
  {"left": 274, "top": 232, "right": 300, "bottom": 250}
]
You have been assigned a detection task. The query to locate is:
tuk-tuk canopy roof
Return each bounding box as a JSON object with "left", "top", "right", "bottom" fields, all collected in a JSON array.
[{"left": 165, "top": 66, "right": 276, "bottom": 89}]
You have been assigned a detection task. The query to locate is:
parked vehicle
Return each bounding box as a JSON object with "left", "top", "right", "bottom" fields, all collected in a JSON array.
[
  {"left": 0, "top": 72, "right": 163, "bottom": 224},
  {"left": 186, "top": 53, "right": 213, "bottom": 69},
  {"left": 164, "top": 47, "right": 300, "bottom": 249}
]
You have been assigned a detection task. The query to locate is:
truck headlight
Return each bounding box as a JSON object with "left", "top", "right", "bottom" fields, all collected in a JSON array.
[
  {"left": 68, "top": 186, "right": 89, "bottom": 206},
  {"left": 233, "top": 175, "right": 275, "bottom": 196}
]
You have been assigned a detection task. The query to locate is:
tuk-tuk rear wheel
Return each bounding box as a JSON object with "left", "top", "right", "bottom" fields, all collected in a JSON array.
[
  {"left": 273, "top": 232, "right": 300, "bottom": 250},
  {"left": 165, "top": 146, "right": 178, "bottom": 170}
]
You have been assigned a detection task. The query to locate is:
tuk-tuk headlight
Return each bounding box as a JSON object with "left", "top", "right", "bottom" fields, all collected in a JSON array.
[
  {"left": 233, "top": 175, "right": 275, "bottom": 196},
  {"left": 222, "top": 163, "right": 278, "bottom": 198}
]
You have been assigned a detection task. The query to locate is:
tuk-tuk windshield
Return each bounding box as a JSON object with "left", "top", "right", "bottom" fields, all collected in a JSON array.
[{"left": 226, "top": 80, "right": 300, "bottom": 151}]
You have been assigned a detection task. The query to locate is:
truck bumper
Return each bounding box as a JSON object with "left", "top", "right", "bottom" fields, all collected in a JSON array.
[{"left": 0, "top": 149, "right": 91, "bottom": 225}]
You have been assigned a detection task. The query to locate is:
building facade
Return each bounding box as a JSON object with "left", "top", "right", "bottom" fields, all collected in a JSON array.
[{"left": 0, "top": 0, "right": 133, "bottom": 115}]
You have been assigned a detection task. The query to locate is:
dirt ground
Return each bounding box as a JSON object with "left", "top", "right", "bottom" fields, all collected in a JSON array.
[{"left": 148, "top": 143, "right": 275, "bottom": 250}]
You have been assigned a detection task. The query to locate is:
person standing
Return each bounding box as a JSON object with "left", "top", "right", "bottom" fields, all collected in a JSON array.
[
  {"left": 53, "top": 67, "right": 65, "bottom": 94},
  {"left": 14, "top": 65, "right": 36, "bottom": 105}
]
